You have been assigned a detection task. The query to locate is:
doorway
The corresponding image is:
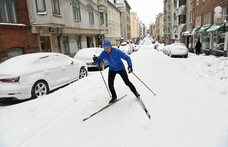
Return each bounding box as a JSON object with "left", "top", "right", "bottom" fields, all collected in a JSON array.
[{"left": 40, "top": 36, "right": 51, "bottom": 52}]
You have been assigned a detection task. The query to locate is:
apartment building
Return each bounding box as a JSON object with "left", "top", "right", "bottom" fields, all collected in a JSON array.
[
  {"left": 0, "top": 0, "right": 40, "bottom": 62},
  {"left": 27, "top": 0, "right": 108, "bottom": 57},
  {"left": 191, "top": 0, "right": 228, "bottom": 56},
  {"left": 155, "top": 13, "right": 163, "bottom": 42},
  {"left": 130, "top": 12, "right": 139, "bottom": 43},
  {"left": 106, "top": 0, "right": 122, "bottom": 46},
  {"left": 163, "top": 0, "right": 228, "bottom": 57},
  {"left": 109, "top": 0, "right": 131, "bottom": 41}
]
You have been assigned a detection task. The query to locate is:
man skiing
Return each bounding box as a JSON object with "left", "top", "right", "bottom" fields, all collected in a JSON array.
[{"left": 93, "top": 40, "right": 140, "bottom": 104}]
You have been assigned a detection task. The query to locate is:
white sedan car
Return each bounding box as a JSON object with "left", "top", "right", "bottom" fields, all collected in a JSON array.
[
  {"left": 119, "top": 42, "right": 132, "bottom": 55},
  {"left": 167, "top": 43, "right": 188, "bottom": 58},
  {"left": 0, "top": 52, "right": 88, "bottom": 101},
  {"left": 157, "top": 44, "right": 165, "bottom": 51},
  {"left": 74, "top": 48, "right": 109, "bottom": 71}
]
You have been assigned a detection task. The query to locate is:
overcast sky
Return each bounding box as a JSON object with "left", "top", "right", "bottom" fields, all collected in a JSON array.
[{"left": 128, "top": 0, "right": 163, "bottom": 29}]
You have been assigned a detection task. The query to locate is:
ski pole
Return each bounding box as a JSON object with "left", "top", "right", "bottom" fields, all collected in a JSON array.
[
  {"left": 132, "top": 72, "right": 156, "bottom": 96},
  {"left": 94, "top": 55, "right": 112, "bottom": 98}
]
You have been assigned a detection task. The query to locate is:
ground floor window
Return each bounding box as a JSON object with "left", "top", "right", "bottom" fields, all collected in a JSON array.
[
  {"left": 212, "top": 33, "right": 225, "bottom": 50},
  {"left": 62, "top": 36, "right": 69, "bottom": 54},
  {"left": 188, "top": 36, "right": 192, "bottom": 49},
  {"left": 202, "top": 34, "right": 210, "bottom": 49},
  {"left": 76, "top": 36, "right": 81, "bottom": 50}
]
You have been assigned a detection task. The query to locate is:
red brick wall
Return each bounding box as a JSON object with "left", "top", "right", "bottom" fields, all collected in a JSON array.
[
  {"left": 0, "top": 0, "right": 39, "bottom": 59},
  {"left": 195, "top": 0, "right": 228, "bottom": 20}
]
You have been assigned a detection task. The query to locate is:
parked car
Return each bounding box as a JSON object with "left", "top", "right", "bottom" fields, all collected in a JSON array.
[
  {"left": 167, "top": 43, "right": 188, "bottom": 58},
  {"left": 0, "top": 52, "right": 88, "bottom": 101},
  {"left": 163, "top": 44, "right": 171, "bottom": 55},
  {"left": 154, "top": 44, "right": 159, "bottom": 49},
  {"left": 134, "top": 45, "right": 140, "bottom": 51},
  {"left": 119, "top": 42, "right": 132, "bottom": 55},
  {"left": 74, "top": 48, "right": 109, "bottom": 71},
  {"left": 157, "top": 44, "right": 165, "bottom": 51}
]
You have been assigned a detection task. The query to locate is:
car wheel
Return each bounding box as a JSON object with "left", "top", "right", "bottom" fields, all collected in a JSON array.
[
  {"left": 79, "top": 67, "right": 87, "bottom": 79},
  {"left": 31, "top": 81, "right": 49, "bottom": 98}
]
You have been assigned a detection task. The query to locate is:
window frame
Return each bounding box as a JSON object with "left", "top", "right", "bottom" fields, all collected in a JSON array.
[
  {"left": 202, "top": 11, "right": 211, "bottom": 25},
  {"left": 35, "top": 0, "right": 46, "bottom": 13},
  {"left": 100, "top": 12, "right": 104, "bottom": 25},
  {"left": 88, "top": 6, "right": 94, "bottom": 24},
  {"left": 0, "top": 0, "right": 18, "bottom": 23},
  {"left": 105, "top": 13, "right": 108, "bottom": 26},
  {"left": 52, "top": 0, "right": 60, "bottom": 15},
  {"left": 72, "top": 0, "right": 81, "bottom": 21}
]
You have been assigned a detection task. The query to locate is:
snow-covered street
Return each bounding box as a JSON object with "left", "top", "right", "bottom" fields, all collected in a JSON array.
[{"left": 0, "top": 38, "right": 228, "bottom": 147}]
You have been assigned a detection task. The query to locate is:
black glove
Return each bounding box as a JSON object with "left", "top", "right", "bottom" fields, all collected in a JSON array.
[
  {"left": 128, "top": 66, "right": 133, "bottom": 73},
  {"left": 93, "top": 56, "right": 98, "bottom": 62}
]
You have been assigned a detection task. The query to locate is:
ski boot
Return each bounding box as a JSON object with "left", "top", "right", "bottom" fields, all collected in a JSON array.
[
  {"left": 108, "top": 97, "right": 117, "bottom": 105},
  {"left": 134, "top": 91, "right": 140, "bottom": 99}
]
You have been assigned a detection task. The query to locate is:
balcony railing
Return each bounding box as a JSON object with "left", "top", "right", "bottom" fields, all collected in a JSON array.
[{"left": 177, "top": 5, "right": 186, "bottom": 16}]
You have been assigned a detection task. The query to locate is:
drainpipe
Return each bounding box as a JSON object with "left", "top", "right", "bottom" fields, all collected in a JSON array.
[{"left": 57, "top": 28, "right": 62, "bottom": 53}]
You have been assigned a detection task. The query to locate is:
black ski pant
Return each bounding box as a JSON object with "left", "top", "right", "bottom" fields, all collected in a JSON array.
[{"left": 108, "top": 69, "right": 137, "bottom": 98}]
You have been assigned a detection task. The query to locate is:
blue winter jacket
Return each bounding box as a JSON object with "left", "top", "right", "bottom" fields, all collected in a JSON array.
[{"left": 96, "top": 47, "right": 132, "bottom": 71}]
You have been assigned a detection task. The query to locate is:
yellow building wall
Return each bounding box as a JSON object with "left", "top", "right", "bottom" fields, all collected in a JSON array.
[{"left": 107, "top": 4, "right": 121, "bottom": 46}]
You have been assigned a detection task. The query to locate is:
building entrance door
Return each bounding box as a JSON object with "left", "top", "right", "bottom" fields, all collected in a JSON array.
[{"left": 40, "top": 36, "right": 51, "bottom": 52}]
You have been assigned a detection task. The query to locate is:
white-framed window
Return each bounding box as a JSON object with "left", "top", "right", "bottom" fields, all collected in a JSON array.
[
  {"left": 36, "top": 0, "right": 46, "bottom": 13},
  {"left": 222, "top": 6, "right": 227, "bottom": 23},
  {"left": 88, "top": 6, "right": 94, "bottom": 24},
  {"left": 52, "top": 0, "right": 60, "bottom": 15},
  {"left": 0, "top": 0, "right": 17, "bottom": 23},
  {"left": 72, "top": 0, "right": 81, "bottom": 21},
  {"left": 196, "top": 0, "right": 199, "bottom": 6},
  {"left": 100, "top": 12, "right": 104, "bottom": 25},
  {"left": 190, "top": 10, "right": 193, "bottom": 23}
]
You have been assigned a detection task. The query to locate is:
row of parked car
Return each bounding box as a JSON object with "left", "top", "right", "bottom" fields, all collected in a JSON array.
[
  {"left": 118, "top": 41, "right": 140, "bottom": 55},
  {"left": 154, "top": 42, "right": 188, "bottom": 58},
  {"left": 0, "top": 43, "right": 140, "bottom": 102}
]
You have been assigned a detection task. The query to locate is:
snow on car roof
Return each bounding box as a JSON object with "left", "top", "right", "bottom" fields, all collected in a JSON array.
[
  {"left": 75, "top": 48, "right": 103, "bottom": 57},
  {"left": 0, "top": 52, "right": 64, "bottom": 76}
]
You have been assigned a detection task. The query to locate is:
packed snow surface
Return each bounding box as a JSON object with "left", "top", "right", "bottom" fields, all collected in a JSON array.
[{"left": 0, "top": 38, "right": 228, "bottom": 147}]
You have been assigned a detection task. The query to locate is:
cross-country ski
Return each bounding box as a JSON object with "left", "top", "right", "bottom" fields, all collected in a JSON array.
[{"left": 82, "top": 94, "right": 127, "bottom": 122}]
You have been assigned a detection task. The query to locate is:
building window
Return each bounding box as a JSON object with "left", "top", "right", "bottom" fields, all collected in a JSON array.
[
  {"left": 195, "top": 15, "right": 201, "bottom": 26},
  {"left": 72, "top": 0, "right": 81, "bottom": 21},
  {"left": 52, "top": 0, "right": 60, "bottom": 15},
  {"left": 0, "top": 0, "right": 17, "bottom": 23},
  {"left": 190, "top": 10, "right": 193, "bottom": 22},
  {"left": 222, "top": 6, "right": 227, "bottom": 23},
  {"left": 203, "top": 12, "right": 211, "bottom": 25},
  {"left": 76, "top": 36, "right": 81, "bottom": 50},
  {"left": 88, "top": 6, "right": 94, "bottom": 24},
  {"left": 105, "top": 13, "right": 108, "bottom": 26},
  {"left": 36, "top": 0, "right": 46, "bottom": 13},
  {"left": 62, "top": 36, "right": 69, "bottom": 54},
  {"left": 196, "top": 0, "right": 199, "bottom": 6},
  {"left": 100, "top": 12, "right": 104, "bottom": 25}
]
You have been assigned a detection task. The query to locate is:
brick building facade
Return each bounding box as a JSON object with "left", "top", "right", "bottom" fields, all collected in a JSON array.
[
  {"left": 194, "top": 0, "right": 228, "bottom": 18},
  {"left": 0, "top": 0, "right": 39, "bottom": 62}
]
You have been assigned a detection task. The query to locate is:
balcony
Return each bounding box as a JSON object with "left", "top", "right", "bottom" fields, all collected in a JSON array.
[
  {"left": 178, "top": 24, "right": 186, "bottom": 32},
  {"left": 177, "top": 5, "right": 186, "bottom": 16}
]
